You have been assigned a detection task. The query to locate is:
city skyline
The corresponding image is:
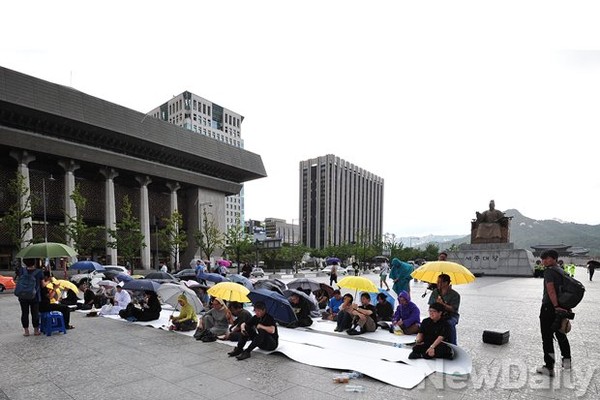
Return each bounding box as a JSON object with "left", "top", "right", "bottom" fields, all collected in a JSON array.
[{"left": 3, "top": 1, "right": 600, "bottom": 237}]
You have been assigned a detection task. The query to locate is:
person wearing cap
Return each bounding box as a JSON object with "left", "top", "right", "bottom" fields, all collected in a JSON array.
[
  {"left": 537, "top": 249, "right": 571, "bottom": 377},
  {"left": 227, "top": 301, "right": 278, "bottom": 361},
  {"left": 169, "top": 294, "right": 198, "bottom": 331},
  {"left": 428, "top": 273, "right": 460, "bottom": 345},
  {"left": 408, "top": 302, "right": 454, "bottom": 360}
]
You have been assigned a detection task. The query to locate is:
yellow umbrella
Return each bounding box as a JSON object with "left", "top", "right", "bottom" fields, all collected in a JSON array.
[
  {"left": 337, "top": 276, "right": 379, "bottom": 294},
  {"left": 52, "top": 279, "right": 79, "bottom": 294},
  {"left": 207, "top": 282, "right": 250, "bottom": 303},
  {"left": 411, "top": 261, "right": 475, "bottom": 285}
]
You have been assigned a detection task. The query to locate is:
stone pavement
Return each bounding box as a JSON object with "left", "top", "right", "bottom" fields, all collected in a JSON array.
[{"left": 0, "top": 269, "right": 598, "bottom": 400}]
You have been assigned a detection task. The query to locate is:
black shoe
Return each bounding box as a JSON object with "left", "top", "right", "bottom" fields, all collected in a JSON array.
[
  {"left": 228, "top": 348, "right": 243, "bottom": 357},
  {"left": 236, "top": 351, "right": 251, "bottom": 360},
  {"left": 347, "top": 327, "right": 362, "bottom": 336}
]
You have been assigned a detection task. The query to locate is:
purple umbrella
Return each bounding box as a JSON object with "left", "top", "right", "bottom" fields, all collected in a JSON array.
[{"left": 326, "top": 257, "right": 341, "bottom": 265}]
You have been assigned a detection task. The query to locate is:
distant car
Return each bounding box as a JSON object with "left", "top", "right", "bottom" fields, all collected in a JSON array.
[
  {"left": 173, "top": 268, "right": 198, "bottom": 281},
  {"left": 144, "top": 271, "right": 179, "bottom": 284},
  {"left": 250, "top": 268, "right": 265, "bottom": 278},
  {"left": 0, "top": 275, "right": 16, "bottom": 292},
  {"left": 321, "top": 265, "right": 347, "bottom": 276},
  {"left": 103, "top": 265, "right": 130, "bottom": 275},
  {"left": 71, "top": 270, "right": 105, "bottom": 286}
]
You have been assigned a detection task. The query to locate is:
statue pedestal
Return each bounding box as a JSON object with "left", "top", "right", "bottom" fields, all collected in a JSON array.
[{"left": 451, "top": 243, "right": 535, "bottom": 276}]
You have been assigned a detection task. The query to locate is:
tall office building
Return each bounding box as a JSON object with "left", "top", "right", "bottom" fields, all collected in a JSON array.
[
  {"left": 299, "top": 155, "right": 384, "bottom": 249},
  {"left": 148, "top": 92, "right": 245, "bottom": 235}
]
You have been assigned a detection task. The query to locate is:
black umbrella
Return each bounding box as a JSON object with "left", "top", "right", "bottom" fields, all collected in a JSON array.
[
  {"left": 122, "top": 279, "right": 161, "bottom": 292},
  {"left": 588, "top": 260, "right": 600, "bottom": 269},
  {"left": 253, "top": 280, "right": 284, "bottom": 296},
  {"left": 283, "top": 288, "right": 318, "bottom": 312},
  {"left": 288, "top": 278, "right": 321, "bottom": 292}
]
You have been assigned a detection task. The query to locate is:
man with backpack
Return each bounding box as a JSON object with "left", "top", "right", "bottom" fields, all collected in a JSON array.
[
  {"left": 537, "top": 249, "right": 572, "bottom": 377},
  {"left": 15, "top": 258, "right": 43, "bottom": 336}
]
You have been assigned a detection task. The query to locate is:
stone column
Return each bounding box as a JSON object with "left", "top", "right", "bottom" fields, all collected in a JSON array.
[
  {"left": 58, "top": 160, "right": 80, "bottom": 248},
  {"left": 166, "top": 182, "right": 180, "bottom": 269},
  {"left": 100, "top": 168, "right": 119, "bottom": 265},
  {"left": 9, "top": 150, "right": 36, "bottom": 248},
  {"left": 136, "top": 176, "right": 152, "bottom": 270}
]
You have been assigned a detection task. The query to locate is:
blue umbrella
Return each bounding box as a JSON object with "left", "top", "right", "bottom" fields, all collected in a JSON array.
[
  {"left": 326, "top": 257, "right": 341, "bottom": 265},
  {"left": 198, "top": 272, "right": 230, "bottom": 283},
  {"left": 122, "top": 279, "right": 161, "bottom": 292},
  {"left": 69, "top": 261, "right": 105, "bottom": 271},
  {"left": 228, "top": 274, "right": 254, "bottom": 290},
  {"left": 370, "top": 288, "right": 396, "bottom": 308},
  {"left": 248, "top": 288, "right": 297, "bottom": 325},
  {"left": 115, "top": 273, "right": 133, "bottom": 283}
]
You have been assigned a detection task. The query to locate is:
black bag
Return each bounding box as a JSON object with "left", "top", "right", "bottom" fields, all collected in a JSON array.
[
  {"left": 482, "top": 329, "right": 510, "bottom": 345},
  {"left": 14, "top": 268, "right": 38, "bottom": 300},
  {"left": 550, "top": 267, "right": 585, "bottom": 309}
]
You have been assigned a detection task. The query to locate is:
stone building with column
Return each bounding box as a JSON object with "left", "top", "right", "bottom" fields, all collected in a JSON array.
[{"left": 0, "top": 67, "right": 266, "bottom": 269}]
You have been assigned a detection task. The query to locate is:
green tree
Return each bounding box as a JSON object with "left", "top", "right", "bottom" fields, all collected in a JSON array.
[
  {"left": 64, "top": 184, "right": 101, "bottom": 258},
  {"left": 224, "top": 219, "right": 253, "bottom": 268},
  {"left": 107, "top": 195, "right": 145, "bottom": 272},
  {"left": 194, "top": 207, "right": 223, "bottom": 263},
  {"left": 1, "top": 172, "right": 33, "bottom": 250},
  {"left": 159, "top": 210, "right": 187, "bottom": 269},
  {"left": 278, "top": 243, "right": 310, "bottom": 273}
]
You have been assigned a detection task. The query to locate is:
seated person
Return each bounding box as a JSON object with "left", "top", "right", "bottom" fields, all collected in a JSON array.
[
  {"left": 375, "top": 292, "right": 394, "bottom": 322},
  {"left": 408, "top": 302, "right": 454, "bottom": 360},
  {"left": 334, "top": 294, "right": 355, "bottom": 332},
  {"left": 428, "top": 273, "right": 460, "bottom": 345},
  {"left": 62, "top": 280, "right": 89, "bottom": 308},
  {"left": 227, "top": 301, "right": 278, "bottom": 361},
  {"left": 391, "top": 291, "right": 420, "bottom": 334},
  {"left": 169, "top": 294, "right": 198, "bottom": 331},
  {"left": 196, "top": 287, "right": 210, "bottom": 310},
  {"left": 194, "top": 297, "right": 232, "bottom": 341},
  {"left": 119, "top": 291, "right": 161, "bottom": 322},
  {"left": 221, "top": 301, "right": 252, "bottom": 341},
  {"left": 345, "top": 292, "right": 377, "bottom": 335},
  {"left": 100, "top": 283, "right": 131, "bottom": 315},
  {"left": 40, "top": 282, "right": 74, "bottom": 329},
  {"left": 322, "top": 290, "right": 343, "bottom": 320},
  {"left": 282, "top": 293, "right": 313, "bottom": 328},
  {"left": 314, "top": 289, "right": 329, "bottom": 310}
]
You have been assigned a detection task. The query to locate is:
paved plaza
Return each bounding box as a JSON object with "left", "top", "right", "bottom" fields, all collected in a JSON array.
[{"left": 0, "top": 268, "right": 598, "bottom": 400}]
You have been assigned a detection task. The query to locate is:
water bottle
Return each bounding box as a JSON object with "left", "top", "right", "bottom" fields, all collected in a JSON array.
[{"left": 344, "top": 384, "right": 365, "bottom": 392}]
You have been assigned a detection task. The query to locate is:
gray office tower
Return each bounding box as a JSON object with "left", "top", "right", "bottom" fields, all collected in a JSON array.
[{"left": 299, "top": 155, "right": 384, "bottom": 249}]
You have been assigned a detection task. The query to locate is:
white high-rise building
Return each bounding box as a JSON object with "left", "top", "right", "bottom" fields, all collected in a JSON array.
[{"left": 148, "top": 91, "right": 245, "bottom": 235}]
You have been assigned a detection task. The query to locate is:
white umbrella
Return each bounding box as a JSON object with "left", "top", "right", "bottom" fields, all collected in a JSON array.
[
  {"left": 98, "top": 280, "right": 117, "bottom": 287},
  {"left": 157, "top": 282, "right": 204, "bottom": 314}
]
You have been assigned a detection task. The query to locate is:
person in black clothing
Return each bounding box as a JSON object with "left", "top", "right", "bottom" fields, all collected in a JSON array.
[
  {"left": 119, "top": 291, "right": 161, "bottom": 321},
  {"left": 346, "top": 292, "right": 377, "bottom": 335},
  {"left": 375, "top": 292, "right": 394, "bottom": 322},
  {"left": 40, "top": 283, "right": 75, "bottom": 329},
  {"left": 18, "top": 258, "right": 44, "bottom": 336},
  {"left": 409, "top": 302, "right": 454, "bottom": 360},
  {"left": 284, "top": 293, "right": 313, "bottom": 328},
  {"left": 227, "top": 301, "right": 278, "bottom": 360}
]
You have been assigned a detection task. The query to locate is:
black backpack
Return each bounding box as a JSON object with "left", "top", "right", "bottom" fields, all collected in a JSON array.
[{"left": 550, "top": 267, "right": 585, "bottom": 309}]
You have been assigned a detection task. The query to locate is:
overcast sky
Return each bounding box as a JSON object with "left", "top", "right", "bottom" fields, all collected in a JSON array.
[{"left": 3, "top": 1, "right": 600, "bottom": 238}]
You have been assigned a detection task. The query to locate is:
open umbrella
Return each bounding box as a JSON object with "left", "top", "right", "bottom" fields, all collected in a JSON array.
[
  {"left": 248, "top": 288, "right": 297, "bottom": 325},
  {"left": 122, "top": 279, "right": 161, "bottom": 292},
  {"left": 411, "top": 261, "right": 476, "bottom": 285},
  {"left": 228, "top": 274, "right": 254, "bottom": 290},
  {"left": 50, "top": 279, "right": 79, "bottom": 294},
  {"left": 69, "top": 261, "right": 105, "bottom": 271},
  {"left": 373, "top": 256, "right": 389, "bottom": 263},
  {"left": 98, "top": 280, "right": 118, "bottom": 288},
  {"left": 283, "top": 288, "right": 318, "bottom": 312},
  {"left": 207, "top": 282, "right": 250, "bottom": 303},
  {"left": 587, "top": 260, "right": 600, "bottom": 269},
  {"left": 16, "top": 242, "right": 77, "bottom": 259},
  {"left": 115, "top": 273, "right": 133, "bottom": 283},
  {"left": 369, "top": 288, "right": 395, "bottom": 308},
  {"left": 326, "top": 257, "right": 341, "bottom": 265},
  {"left": 252, "top": 280, "right": 285, "bottom": 295},
  {"left": 197, "top": 272, "right": 230, "bottom": 284},
  {"left": 157, "top": 282, "right": 204, "bottom": 314},
  {"left": 318, "top": 283, "right": 335, "bottom": 298},
  {"left": 338, "top": 276, "right": 379, "bottom": 294},
  {"left": 217, "top": 259, "right": 232, "bottom": 267},
  {"left": 288, "top": 278, "right": 321, "bottom": 292}
]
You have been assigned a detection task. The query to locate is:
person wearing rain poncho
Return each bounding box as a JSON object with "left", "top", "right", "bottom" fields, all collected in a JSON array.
[
  {"left": 389, "top": 258, "right": 413, "bottom": 295},
  {"left": 390, "top": 290, "right": 420, "bottom": 334},
  {"left": 169, "top": 294, "right": 199, "bottom": 331}
]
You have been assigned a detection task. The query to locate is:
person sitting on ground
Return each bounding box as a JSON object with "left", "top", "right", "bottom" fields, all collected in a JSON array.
[
  {"left": 346, "top": 292, "right": 378, "bottom": 335},
  {"left": 220, "top": 301, "right": 253, "bottom": 341},
  {"left": 408, "top": 302, "right": 454, "bottom": 360},
  {"left": 428, "top": 273, "right": 460, "bottom": 345},
  {"left": 334, "top": 293, "right": 355, "bottom": 332},
  {"left": 100, "top": 282, "right": 131, "bottom": 315},
  {"left": 40, "top": 282, "right": 75, "bottom": 329},
  {"left": 283, "top": 293, "right": 313, "bottom": 328},
  {"left": 169, "top": 294, "right": 198, "bottom": 331},
  {"left": 390, "top": 290, "right": 421, "bottom": 334},
  {"left": 196, "top": 286, "right": 210, "bottom": 310},
  {"left": 300, "top": 287, "right": 319, "bottom": 309},
  {"left": 119, "top": 290, "right": 161, "bottom": 322},
  {"left": 194, "top": 297, "right": 232, "bottom": 341},
  {"left": 314, "top": 289, "right": 329, "bottom": 310},
  {"left": 322, "top": 290, "right": 343, "bottom": 320},
  {"left": 227, "top": 301, "right": 279, "bottom": 361},
  {"left": 375, "top": 292, "right": 394, "bottom": 322}
]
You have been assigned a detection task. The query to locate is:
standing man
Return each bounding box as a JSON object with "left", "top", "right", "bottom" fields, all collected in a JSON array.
[
  {"left": 537, "top": 249, "right": 571, "bottom": 376},
  {"left": 227, "top": 301, "right": 278, "bottom": 360},
  {"left": 428, "top": 273, "right": 460, "bottom": 345},
  {"left": 329, "top": 261, "right": 338, "bottom": 287}
]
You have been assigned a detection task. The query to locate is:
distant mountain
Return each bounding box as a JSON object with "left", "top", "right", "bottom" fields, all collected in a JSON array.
[{"left": 433, "top": 209, "right": 600, "bottom": 256}]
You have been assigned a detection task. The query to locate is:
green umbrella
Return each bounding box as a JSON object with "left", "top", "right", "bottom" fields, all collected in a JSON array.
[{"left": 16, "top": 242, "right": 77, "bottom": 259}]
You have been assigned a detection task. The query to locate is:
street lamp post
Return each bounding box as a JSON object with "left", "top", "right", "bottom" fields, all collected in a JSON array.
[
  {"left": 198, "top": 202, "right": 212, "bottom": 260},
  {"left": 42, "top": 174, "right": 55, "bottom": 243}
]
